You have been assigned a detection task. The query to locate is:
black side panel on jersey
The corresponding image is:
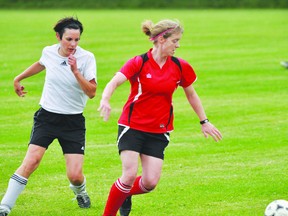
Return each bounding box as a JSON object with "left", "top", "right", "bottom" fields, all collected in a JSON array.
[{"left": 128, "top": 53, "right": 182, "bottom": 125}]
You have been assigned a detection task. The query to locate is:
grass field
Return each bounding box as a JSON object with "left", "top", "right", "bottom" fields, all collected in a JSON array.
[{"left": 0, "top": 9, "right": 287, "bottom": 216}]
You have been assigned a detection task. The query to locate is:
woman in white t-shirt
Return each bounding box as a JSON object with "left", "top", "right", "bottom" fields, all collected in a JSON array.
[{"left": 0, "top": 17, "right": 96, "bottom": 215}]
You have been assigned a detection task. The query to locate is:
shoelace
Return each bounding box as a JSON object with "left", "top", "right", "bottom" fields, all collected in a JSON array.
[
  {"left": 72, "top": 192, "right": 88, "bottom": 200},
  {"left": 77, "top": 194, "right": 88, "bottom": 203}
]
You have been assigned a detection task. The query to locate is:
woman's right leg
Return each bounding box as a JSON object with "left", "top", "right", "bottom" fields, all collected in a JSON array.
[
  {"left": 102, "top": 150, "right": 139, "bottom": 216},
  {"left": 0, "top": 144, "right": 46, "bottom": 213}
]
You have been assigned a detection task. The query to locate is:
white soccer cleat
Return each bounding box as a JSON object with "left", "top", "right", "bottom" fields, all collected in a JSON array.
[
  {"left": 280, "top": 61, "right": 288, "bottom": 68},
  {"left": 0, "top": 205, "right": 11, "bottom": 216}
]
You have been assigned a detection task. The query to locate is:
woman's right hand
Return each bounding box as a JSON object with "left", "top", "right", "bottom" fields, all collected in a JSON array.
[
  {"left": 98, "top": 99, "right": 111, "bottom": 121},
  {"left": 14, "top": 80, "right": 27, "bottom": 97}
]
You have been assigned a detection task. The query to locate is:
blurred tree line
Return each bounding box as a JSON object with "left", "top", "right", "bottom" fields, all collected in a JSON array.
[{"left": 0, "top": 0, "right": 287, "bottom": 8}]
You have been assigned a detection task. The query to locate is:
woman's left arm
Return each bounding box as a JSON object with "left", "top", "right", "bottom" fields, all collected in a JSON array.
[
  {"left": 183, "top": 84, "right": 222, "bottom": 142},
  {"left": 68, "top": 54, "right": 97, "bottom": 99}
]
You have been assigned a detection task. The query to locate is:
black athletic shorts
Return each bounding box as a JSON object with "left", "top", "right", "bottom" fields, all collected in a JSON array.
[
  {"left": 117, "top": 125, "right": 170, "bottom": 160},
  {"left": 29, "top": 108, "right": 86, "bottom": 154}
]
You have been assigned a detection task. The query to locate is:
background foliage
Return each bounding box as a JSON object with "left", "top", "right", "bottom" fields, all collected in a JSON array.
[{"left": 0, "top": 0, "right": 287, "bottom": 8}]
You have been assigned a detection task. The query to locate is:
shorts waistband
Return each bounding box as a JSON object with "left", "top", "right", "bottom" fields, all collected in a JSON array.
[{"left": 39, "top": 107, "right": 83, "bottom": 117}]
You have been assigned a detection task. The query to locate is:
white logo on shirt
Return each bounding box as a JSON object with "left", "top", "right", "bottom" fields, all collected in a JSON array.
[{"left": 146, "top": 73, "right": 152, "bottom": 78}]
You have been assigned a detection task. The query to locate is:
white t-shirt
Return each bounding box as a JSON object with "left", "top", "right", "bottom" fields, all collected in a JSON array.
[{"left": 39, "top": 44, "right": 96, "bottom": 114}]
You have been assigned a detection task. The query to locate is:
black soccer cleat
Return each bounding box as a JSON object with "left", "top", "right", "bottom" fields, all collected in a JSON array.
[
  {"left": 119, "top": 196, "right": 132, "bottom": 216},
  {"left": 76, "top": 192, "right": 91, "bottom": 208}
]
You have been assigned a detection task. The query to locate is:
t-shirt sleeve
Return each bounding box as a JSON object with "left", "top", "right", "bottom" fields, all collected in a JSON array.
[
  {"left": 119, "top": 56, "right": 143, "bottom": 79},
  {"left": 83, "top": 52, "right": 97, "bottom": 83},
  {"left": 39, "top": 47, "right": 48, "bottom": 66},
  {"left": 179, "top": 58, "right": 197, "bottom": 88}
]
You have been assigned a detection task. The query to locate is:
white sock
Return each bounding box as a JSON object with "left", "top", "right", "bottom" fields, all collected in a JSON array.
[
  {"left": 1, "top": 173, "right": 28, "bottom": 209},
  {"left": 69, "top": 177, "right": 86, "bottom": 195}
]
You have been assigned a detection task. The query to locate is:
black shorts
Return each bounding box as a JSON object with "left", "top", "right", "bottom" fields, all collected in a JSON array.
[
  {"left": 29, "top": 108, "right": 86, "bottom": 154},
  {"left": 117, "top": 125, "right": 170, "bottom": 160}
]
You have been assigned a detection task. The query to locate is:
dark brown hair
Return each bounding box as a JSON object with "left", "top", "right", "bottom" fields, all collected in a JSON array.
[{"left": 53, "top": 17, "right": 83, "bottom": 39}]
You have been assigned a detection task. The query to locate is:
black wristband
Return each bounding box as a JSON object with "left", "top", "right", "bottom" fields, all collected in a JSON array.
[{"left": 200, "top": 119, "right": 209, "bottom": 125}]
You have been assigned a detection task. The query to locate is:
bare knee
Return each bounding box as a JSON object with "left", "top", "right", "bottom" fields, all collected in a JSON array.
[
  {"left": 16, "top": 145, "right": 45, "bottom": 178},
  {"left": 67, "top": 172, "right": 84, "bottom": 185},
  {"left": 142, "top": 176, "right": 160, "bottom": 190},
  {"left": 121, "top": 173, "right": 137, "bottom": 186},
  {"left": 17, "top": 157, "right": 41, "bottom": 178}
]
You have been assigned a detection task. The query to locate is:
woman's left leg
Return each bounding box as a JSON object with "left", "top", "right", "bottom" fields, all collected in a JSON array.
[
  {"left": 119, "top": 155, "right": 163, "bottom": 216},
  {"left": 65, "top": 154, "right": 90, "bottom": 208},
  {"left": 130, "top": 154, "right": 163, "bottom": 195}
]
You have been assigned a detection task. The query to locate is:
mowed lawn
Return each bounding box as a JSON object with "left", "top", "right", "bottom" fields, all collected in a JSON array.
[{"left": 0, "top": 9, "right": 287, "bottom": 216}]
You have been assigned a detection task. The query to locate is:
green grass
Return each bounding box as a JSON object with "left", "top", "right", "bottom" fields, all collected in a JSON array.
[{"left": 0, "top": 9, "right": 287, "bottom": 216}]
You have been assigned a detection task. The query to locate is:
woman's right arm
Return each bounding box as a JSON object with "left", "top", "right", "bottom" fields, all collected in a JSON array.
[
  {"left": 98, "top": 72, "right": 127, "bottom": 121},
  {"left": 14, "top": 62, "right": 45, "bottom": 97}
]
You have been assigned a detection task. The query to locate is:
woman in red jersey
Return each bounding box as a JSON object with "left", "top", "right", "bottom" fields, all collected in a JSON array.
[{"left": 98, "top": 19, "right": 222, "bottom": 216}]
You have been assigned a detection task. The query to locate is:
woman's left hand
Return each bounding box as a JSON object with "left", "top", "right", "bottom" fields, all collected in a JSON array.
[{"left": 201, "top": 122, "right": 222, "bottom": 142}]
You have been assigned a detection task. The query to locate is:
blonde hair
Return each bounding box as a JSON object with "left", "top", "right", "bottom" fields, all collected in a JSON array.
[{"left": 141, "top": 19, "right": 183, "bottom": 41}]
